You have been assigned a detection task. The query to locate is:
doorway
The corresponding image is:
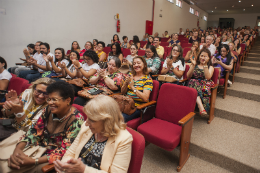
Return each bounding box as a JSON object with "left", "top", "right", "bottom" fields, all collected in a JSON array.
[{"left": 219, "top": 18, "right": 235, "bottom": 29}]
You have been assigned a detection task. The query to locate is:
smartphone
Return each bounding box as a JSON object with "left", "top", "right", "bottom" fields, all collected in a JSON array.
[
  {"left": 215, "top": 57, "right": 220, "bottom": 61},
  {"left": 2, "top": 119, "right": 12, "bottom": 126},
  {"left": 88, "top": 88, "right": 99, "bottom": 94}
]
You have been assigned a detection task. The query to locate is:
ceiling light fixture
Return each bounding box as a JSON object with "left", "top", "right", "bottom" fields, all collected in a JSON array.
[
  {"left": 243, "top": 9, "right": 245, "bottom": 11},
  {"left": 251, "top": 4, "right": 253, "bottom": 6},
  {"left": 232, "top": 5, "right": 234, "bottom": 7},
  {"left": 227, "top": 10, "right": 229, "bottom": 11},
  {"left": 239, "top": 1, "right": 241, "bottom": 2},
  {"left": 215, "top": 7, "right": 217, "bottom": 9},
  {"left": 212, "top": 11, "right": 213, "bottom": 12}
]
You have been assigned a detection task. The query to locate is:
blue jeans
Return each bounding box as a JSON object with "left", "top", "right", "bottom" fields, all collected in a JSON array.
[
  {"left": 122, "top": 109, "right": 141, "bottom": 122},
  {"left": 18, "top": 70, "right": 41, "bottom": 83}
]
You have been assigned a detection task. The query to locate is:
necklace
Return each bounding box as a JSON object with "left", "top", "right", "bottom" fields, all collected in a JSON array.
[
  {"left": 52, "top": 107, "right": 72, "bottom": 123},
  {"left": 81, "top": 134, "right": 107, "bottom": 158}
]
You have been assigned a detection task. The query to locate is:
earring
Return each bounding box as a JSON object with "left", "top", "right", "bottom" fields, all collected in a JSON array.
[{"left": 68, "top": 103, "right": 70, "bottom": 106}]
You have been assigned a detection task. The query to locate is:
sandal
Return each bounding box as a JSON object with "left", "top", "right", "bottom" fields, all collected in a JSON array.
[{"left": 200, "top": 110, "right": 209, "bottom": 118}]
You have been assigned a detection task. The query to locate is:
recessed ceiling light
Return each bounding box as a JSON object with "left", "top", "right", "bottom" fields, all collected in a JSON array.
[
  {"left": 232, "top": 5, "right": 234, "bottom": 7},
  {"left": 212, "top": 11, "right": 213, "bottom": 12},
  {"left": 239, "top": 0, "right": 241, "bottom": 2},
  {"left": 251, "top": 4, "right": 253, "bottom": 6},
  {"left": 243, "top": 9, "right": 245, "bottom": 11},
  {"left": 227, "top": 10, "right": 229, "bottom": 11},
  {"left": 215, "top": 7, "right": 217, "bottom": 9}
]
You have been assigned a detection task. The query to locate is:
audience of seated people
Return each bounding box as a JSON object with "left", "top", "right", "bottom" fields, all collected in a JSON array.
[
  {"left": 0, "top": 25, "right": 258, "bottom": 172},
  {"left": 2, "top": 82, "right": 85, "bottom": 172}
]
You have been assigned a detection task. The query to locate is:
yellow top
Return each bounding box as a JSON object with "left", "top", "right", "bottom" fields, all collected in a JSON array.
[{"left": 96, "top": 51, "right": 107, "bottom": 62}]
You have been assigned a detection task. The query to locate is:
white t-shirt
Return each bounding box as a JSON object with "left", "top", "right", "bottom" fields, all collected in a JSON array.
[
  {"left": 199, "top": 44, "right": 216, "bottom": 57},
  {"left": 82, "top": 63, "right": 100, "bottom": 79},
  {"left": 33, "top": 52, "right": 42, "bottom": 61},
  {"left": 221, "top": 41, "right": 229, "bottom": 45},
  {"left": 37, "top": 53, "right": 55, "bottom": 73},
  {"left": 55, "top": 59, "right": 69, "bottom": 75},
  {"left": 163, "top": 58, "right": 185, "bottom": 80},
  {"left": 66, "top": 62, "right": 82, "bottom": 79},
  {"left": 0, "top": 69, "right": 12, "bottom": 81},
  {"left": 179, "top": 31, "right": 185, "bottom": 35}
]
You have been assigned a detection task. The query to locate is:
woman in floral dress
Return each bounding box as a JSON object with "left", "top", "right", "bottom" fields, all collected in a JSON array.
[
  {"left": 6, "top": 82, "right": 84, "bottom": 172},
  {"left": 187, "top": 48, "right": 214, "bottom": 117}
]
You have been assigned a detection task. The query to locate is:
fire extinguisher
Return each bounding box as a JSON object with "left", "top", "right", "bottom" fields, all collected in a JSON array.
[{"left": 115, "top": 13, "right": 120, "bottom": 33}]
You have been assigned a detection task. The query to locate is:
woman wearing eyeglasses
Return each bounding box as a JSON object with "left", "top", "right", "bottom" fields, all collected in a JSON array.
[
  {"left": 96, "top": 41, "right": 107, "bottom": 62},
  {"left": 5, "top": 82, "right": 85, "bottom": 172},
  {"left": 161, "top": 44, "right": 185, "bottom": 84},
  {"left": 1, "top": 78, "right": 55, "bottom": 141}
]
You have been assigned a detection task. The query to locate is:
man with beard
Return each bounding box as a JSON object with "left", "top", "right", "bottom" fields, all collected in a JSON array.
[{"left": 19, "top": 42, "right": 54, "bottom": 82}]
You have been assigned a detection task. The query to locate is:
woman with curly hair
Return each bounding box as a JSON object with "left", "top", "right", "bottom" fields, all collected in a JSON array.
[{"left": 107, "top": 43, "right": 123, "bottom": 62}]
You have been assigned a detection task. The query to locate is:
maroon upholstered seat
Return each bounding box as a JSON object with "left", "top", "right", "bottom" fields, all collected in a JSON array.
[
  {"left": 8, "top": 77, "right": 29, "bottom": 96},
  {"left": 126, "top": 127, "right": 145, "bottom": 173},
  {"left": 138, "top": 50, "right": 145, "bottom": 56},
  {"left": 123, "top": 49, "right": 131, "bottom": 58},
  {"left": 137, "top": 83, "right": 197, "bottom": 171}
]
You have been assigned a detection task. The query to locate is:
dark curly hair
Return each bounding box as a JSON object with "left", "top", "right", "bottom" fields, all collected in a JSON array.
[
  {"left": 46, "top": 81, "right": 74, "bottom": 105},
  {"left": 83, "top": 50, "right": 99, "bottom": 63},
  {"left": 27, "top": 43, "right": 36, "bottom": 55},
  {"left": 97, "top": 41, "right": 105, "bottom": 48},
  {"left": 196, "top": 48, "right": 212, "bottom": 67},
  {"left": 113, "top": 34, "right": 120, "bottom": 42}
]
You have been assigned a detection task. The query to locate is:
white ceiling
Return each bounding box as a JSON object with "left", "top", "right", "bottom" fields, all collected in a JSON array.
[{"left": 193, "top": 0, "right": 260, "bottom": 14}]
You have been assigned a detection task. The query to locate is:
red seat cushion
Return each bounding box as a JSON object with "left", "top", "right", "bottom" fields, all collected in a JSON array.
[
  {"left": 137, "top": 118, "right": 182, "bottom": 151},
  {"left": 127, "top": 118, "right": 140, "bottom": 130},
  {"left": 219, "top": 78, "right": 225, "bottom": 86}
]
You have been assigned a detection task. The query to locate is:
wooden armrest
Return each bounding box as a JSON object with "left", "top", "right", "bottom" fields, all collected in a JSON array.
[
  {"left": 41, "top": 164, "right": 54, "bottom": 173},
  {"left": 51, "top": 75, "right": 63, "bottom": 78},
  {"left": 179, "top": 79, "right": 188, "bottom": 83},
  {"left": 137, "top": 100, "right": 156, "bottom": 109},
  {"left": 178, "top": 112, "right": 195, "bottom": 126},
  {"left": 152, "top": 74, "right": 159, "bottom": 77},
  {"left": 15, "top": 63, "right": 23, "bottom": 65},
  {"left": 109, "top": 93, "right": 122, "bottom": 97},
  {"left": 211, "top": 84, "right": 218, "bottom": 90}
]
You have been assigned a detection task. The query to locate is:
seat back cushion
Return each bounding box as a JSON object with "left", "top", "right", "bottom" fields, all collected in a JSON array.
[{"left": 155, "top": 83, "right": 197, "bottom": 124}]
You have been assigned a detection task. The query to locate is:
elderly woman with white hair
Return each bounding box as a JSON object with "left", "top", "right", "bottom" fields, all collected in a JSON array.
[
  {"left": 199, "top": 35, "right": 216, "bottom": 56},
  {"left": 54, "top": 95, "right": 133, "bottom": 173}
]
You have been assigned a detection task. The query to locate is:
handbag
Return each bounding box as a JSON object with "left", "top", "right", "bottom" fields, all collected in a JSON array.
[
  {"left": 119, "top": 63, "right": 130, "bottom": 74},
  {"left": 66, "top": 78, "right": 89, "bottom": 88},
  {"left": 41, "top": 71, "right": 58, "bottom": 78},
  {"left": 112, "top": 95, "right": 136, "bottom": 115},
  {"left": 98, "top": 61, "right": 108, "bottom": 69},
  {"left": 0, "top": 119, "right": 17, "bottom": 142},
  {"left": 158, "top": 75, "right": 178, "bottom": 83},
  {"left": 78, "top": 86, "right": 113, "bottom": 99},
  {"left": 0, "top": 130, "right": 47, "bottom": 173}
]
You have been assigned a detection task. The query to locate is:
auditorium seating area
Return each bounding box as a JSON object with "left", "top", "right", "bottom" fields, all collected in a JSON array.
[{"left": 1, "top": 25, "right": 259, "bottom": 172}]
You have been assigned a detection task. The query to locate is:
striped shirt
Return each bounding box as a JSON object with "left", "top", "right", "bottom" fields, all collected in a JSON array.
[{"left": 127, "top": 75, "right": 153, "bottom": 106}]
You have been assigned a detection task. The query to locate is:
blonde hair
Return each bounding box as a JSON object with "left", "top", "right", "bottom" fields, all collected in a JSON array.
[
  {"left": 29, "top": 77, "right": 55, "bottom": 107},
  {"left": 83, "top": 95, "right": 126, "bottom": 137}
]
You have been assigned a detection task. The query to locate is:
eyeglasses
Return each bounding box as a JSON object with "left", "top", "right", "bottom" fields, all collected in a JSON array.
[
  {"left": 172, "top": 49, "right": 180, "bottom": 52},
  {"left": 34, "top": 89, "right": 48, "bottom": 97},
  {"left": 84, "top": 58, "right": 92, "bottom": 61},
  {"left": 46, "top": 97, "right": 63, "bottom": 103},
  {"left": 145, "top": 51, "right": 152, "bottom": 54}
]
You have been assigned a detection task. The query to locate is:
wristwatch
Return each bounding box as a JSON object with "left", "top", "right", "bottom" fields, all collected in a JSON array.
[
  {"left": 14, "top": 112, "right": 25, "bottom": 118},
  {"left": 103, "top": 75, "right": 108, "bottom": 80},
  {"left": 133, "top": 89, "right": 137, "bottom": 93},
  {"left": 35, "top": 158, "right": 39, "bottom": 165},
  {"left": 78, "top": 67, "right": 82, "bottom": 70}
]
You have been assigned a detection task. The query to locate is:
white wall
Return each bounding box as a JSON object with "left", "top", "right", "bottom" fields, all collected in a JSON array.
[
  {"left": 0, "top": 0, "right": 208, "bottom": 68},
  {"left": 153, "top": 0, "right": 208, "bottom": 36},
  {"left": 0, "top": 0, "right": 153, "bottom": 67},
  {"left": 208, "top": 13, "right": 260, "bottom": 28}
]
